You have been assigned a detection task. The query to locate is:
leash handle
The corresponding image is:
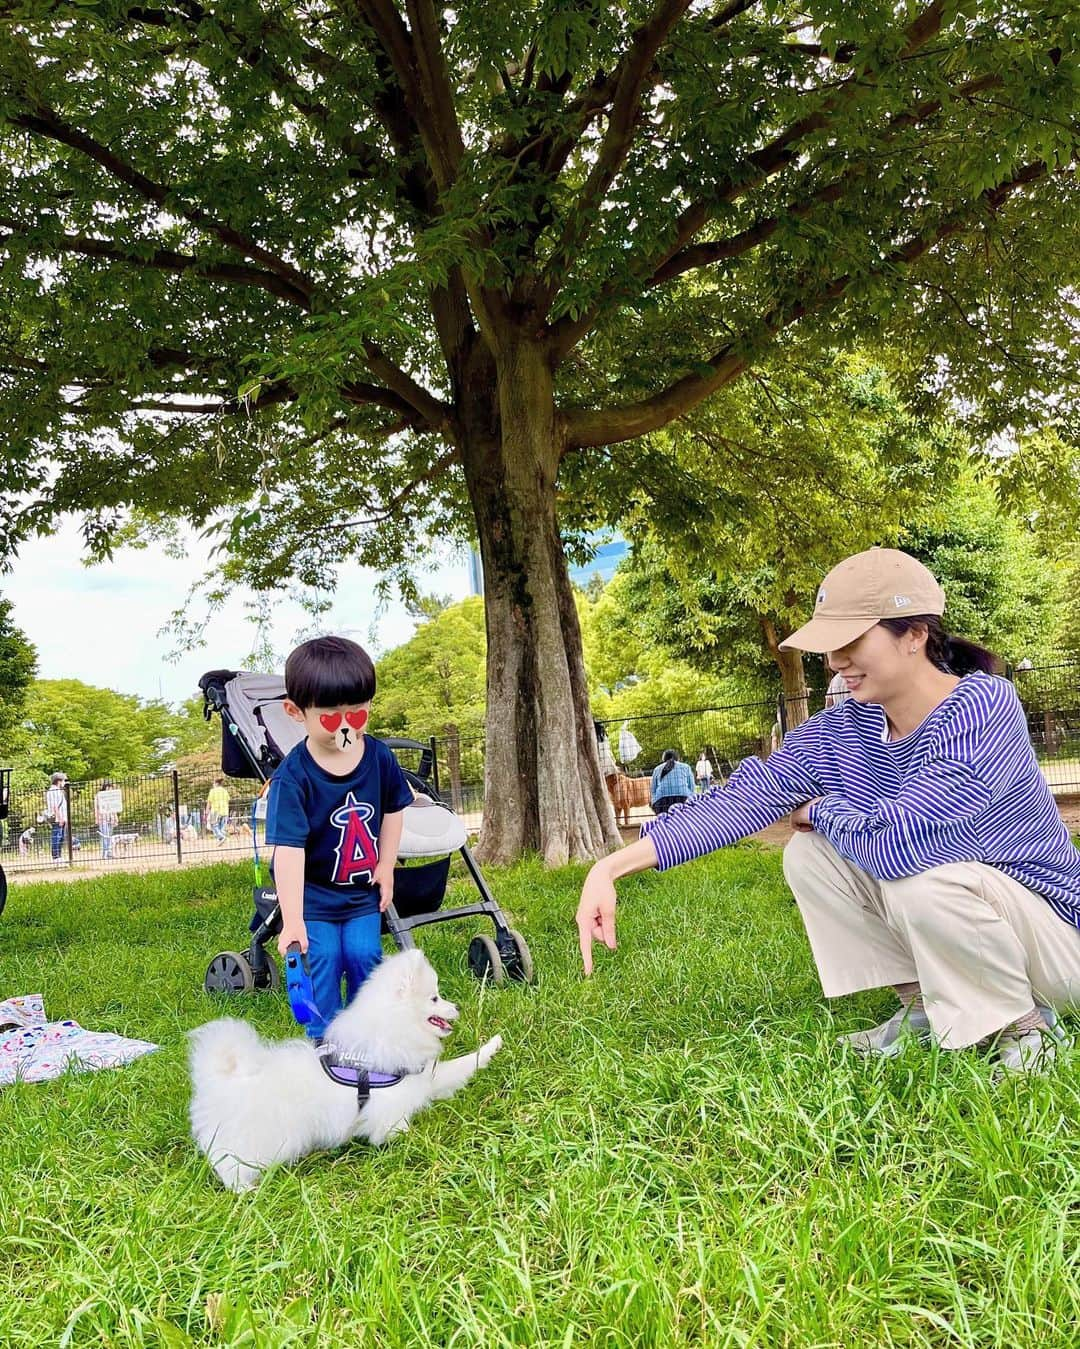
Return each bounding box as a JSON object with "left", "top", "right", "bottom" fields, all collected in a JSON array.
[{"left": 284, "top": 943, "right": 323, "bottom": 1027}]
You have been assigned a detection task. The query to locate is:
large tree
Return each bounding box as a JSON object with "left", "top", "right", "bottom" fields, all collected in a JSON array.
[{"left": 2, "top": 3, "right": 1080, "bottom": 862}]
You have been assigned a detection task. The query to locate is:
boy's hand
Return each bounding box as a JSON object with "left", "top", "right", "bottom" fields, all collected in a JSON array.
[
  {"left": 373, "top": 861, "right": 395, "bottom": 913},
  {"left": 277, "top": 920, "right": 308, "bottom": 956}
]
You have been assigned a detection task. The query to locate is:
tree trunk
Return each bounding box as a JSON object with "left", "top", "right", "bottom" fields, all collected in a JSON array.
[
  {"left": 761, "top": 616, "right": 810, "bottom": 730},
  {"left": 461, "top": 337, "right": 622, "bottom": 865}
]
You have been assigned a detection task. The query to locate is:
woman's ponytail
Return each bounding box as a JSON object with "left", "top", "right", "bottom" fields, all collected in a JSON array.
[{"left": 880, "top": 615, "right": 997, "bottom": 675}]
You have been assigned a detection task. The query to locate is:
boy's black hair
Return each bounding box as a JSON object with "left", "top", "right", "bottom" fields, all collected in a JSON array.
[{"left": 285, "top": 636, "right": 377, "bottom": 710}]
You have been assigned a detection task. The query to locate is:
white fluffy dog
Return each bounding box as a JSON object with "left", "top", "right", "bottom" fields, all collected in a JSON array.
[{"left": 189, "top": 948, "right": 503, "bottom": 1191}]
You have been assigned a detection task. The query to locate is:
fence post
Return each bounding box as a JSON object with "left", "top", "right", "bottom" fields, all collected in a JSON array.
[
  {"left": 1004, "top": 661, "right": 1015, "bottom": 682},
  {"left": 777, "top": 694, "right": 789, "bottom": 741},
  {"left": 172, "top": 770, "right": 182, "bottom": 864},
  {"left": 64, "top": 780, "right": 74, "bottom": 865},
  {"left": 428, "top": 735, "right": 441, "bottom": 798}
]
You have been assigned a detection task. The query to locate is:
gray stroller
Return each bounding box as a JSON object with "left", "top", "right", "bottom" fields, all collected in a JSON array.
[{"left": 198, "top": 670, "right": 534, "bottom": 994}]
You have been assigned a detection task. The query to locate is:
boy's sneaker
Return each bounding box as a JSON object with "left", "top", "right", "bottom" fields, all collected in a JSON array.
[
  {"left": 838, "top": 1003, "right": 932, "bottom": 1058},
  {"left": 995, "top": 1009, "right": 1072, "bottom": 1077}
]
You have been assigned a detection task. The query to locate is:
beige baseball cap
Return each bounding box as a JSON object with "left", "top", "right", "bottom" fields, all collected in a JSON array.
[{"left": 780, "top": 547, "right": 945, "bottom": 653}]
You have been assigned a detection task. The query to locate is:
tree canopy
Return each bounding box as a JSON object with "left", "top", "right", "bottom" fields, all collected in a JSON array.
[
  {"left": 3, "top": 1, "right": 1080, "bottom": 860},
  {"left": 374, "top": 594, "right": 487, "bottom": 740},
  {"left": 0, "top": 596, "right": 36, "bottom": 747},
  {"left": 5, "top": 679, "right": 183, "bottom": 783}
]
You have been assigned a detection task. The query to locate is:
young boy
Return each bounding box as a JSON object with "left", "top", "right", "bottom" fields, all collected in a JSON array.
[{"left": 267, "top": 635, "right": 413, "bottom": 1039}]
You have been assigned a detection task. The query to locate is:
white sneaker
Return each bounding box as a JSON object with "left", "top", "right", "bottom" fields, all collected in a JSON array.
[
  {"left": 838, "top": 1003, "right": 932, "bottom": 1058},
  {"left": 995, "top": 1011, "right": 1072, "bottom": 1077}
]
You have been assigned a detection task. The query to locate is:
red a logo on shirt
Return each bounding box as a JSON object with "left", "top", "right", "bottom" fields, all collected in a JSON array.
[{"left": 329, "top": 793, "right": 379, "bottom": 885}]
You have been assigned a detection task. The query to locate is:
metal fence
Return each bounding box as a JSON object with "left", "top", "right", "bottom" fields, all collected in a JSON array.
[
  {"left": 6, "top": 658, "right": 1080, "bottom": 876},
  {"left": 0, "top": 768, "right": 267, "bottom": 877},
  {"left": 428, "top": 659, "right": 1080, "bottom": 825}
]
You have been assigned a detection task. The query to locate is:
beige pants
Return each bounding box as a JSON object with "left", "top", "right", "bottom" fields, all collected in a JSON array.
[{"left": 783, "top": 830, "right": 1080, "bottom": 1048}]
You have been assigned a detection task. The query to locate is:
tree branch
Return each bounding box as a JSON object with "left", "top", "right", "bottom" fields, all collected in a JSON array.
[
  {"left": 357, "top": 341, "right": 453, "bottom": 431},
  {"left": 290, "top": 446, "right": 460, "bottom": 540},
  {"left": 7, "top": 100, "right": 315, "bottom": 302},
  {"left": 549, "top": 0, "right": 951, "bottom": 356},
  {"left": 541, "top": 0, "right": 693, "bottom": 293},
  {"left": 0, "top": 218, "right": 312, "bottom": 307},
  {"left": 645, "top": 72, "right": 1001, "bottom": 290},
  {"left": 344, "top": 0, "right": 462, "bottom": 193},
  {"left": 563, "top": 156, "right": 1051, "bottom": 450}
]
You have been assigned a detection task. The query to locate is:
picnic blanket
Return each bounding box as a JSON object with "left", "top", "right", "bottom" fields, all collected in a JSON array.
[{"left": 0, "top": 994, "right": 158, "bottom": 1086}]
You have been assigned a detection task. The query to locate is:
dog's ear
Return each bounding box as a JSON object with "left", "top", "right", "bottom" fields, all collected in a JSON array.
[{"left": 391, "top": 948, "right": 427, "bottom": 998}]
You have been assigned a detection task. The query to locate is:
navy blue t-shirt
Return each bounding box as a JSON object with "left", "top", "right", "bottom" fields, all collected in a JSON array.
[{"left": 266, "top": 737, "right": 413, "bottom": 921}]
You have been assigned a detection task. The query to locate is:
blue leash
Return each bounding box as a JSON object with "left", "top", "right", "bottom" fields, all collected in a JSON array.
[{"left": 284, "top": 943, "right": 326, "bottom": 1028}]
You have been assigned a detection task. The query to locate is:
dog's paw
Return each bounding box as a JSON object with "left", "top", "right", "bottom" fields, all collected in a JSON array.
[{"left": 477, "top": 1034, "right": 503, "bottom": 1066}]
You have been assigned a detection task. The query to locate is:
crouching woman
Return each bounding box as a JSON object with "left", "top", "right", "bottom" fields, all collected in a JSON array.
[{"left": 576, "top": 548, "right": 1080, "bottom": 1075}]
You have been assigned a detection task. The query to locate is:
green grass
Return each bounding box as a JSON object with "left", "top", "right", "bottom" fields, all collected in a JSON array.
[{"left": 2, "top": 848, "right": 1078, "bottom": 1348}]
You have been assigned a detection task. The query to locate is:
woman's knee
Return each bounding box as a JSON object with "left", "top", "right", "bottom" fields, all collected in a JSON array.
[
  {"left": 782, "top": 828, "right": 830, "bottom": 885},
  {"left": 880, "top": 865, "right": 972, "bottom": 932}
]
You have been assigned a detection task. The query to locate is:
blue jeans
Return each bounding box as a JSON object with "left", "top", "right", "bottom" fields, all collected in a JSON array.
[
  {"left": 51, "top": 823, "right": 66, "bottom": 860},
  {"left": 304, "top": 912, "right": 383, "bottom": 1040}
]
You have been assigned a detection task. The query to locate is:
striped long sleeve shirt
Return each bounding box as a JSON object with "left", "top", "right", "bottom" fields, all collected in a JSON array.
[{"left": 641, "top": 671, "right": 1080, "bottom": 932}]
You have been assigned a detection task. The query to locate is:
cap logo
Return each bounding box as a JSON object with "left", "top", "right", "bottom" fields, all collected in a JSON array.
[{"left": 893, "top": 594, "right": 912, "bottom": 608}]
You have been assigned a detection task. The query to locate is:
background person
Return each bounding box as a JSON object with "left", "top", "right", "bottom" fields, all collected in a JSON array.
[
  {"left": 206, "top": 777, "right": 230, "bottom": 846},
  {"left": 577, "top": 548, "right": 1080, "bottom": 1077},
  {"left": 44, "top": 772, "right": 68, "bottom": 862},
  {"left": 94, "top": 780, "right": 120, "bottom": 861},
  {"left": 825, "top": 669, "right": 852, "bottom": 708},
  {"left": 649, "top": 749, "right": 695, "bottom": 815},
  {"left": 695, "top": 750, "right": 715, "bottom": 793}
]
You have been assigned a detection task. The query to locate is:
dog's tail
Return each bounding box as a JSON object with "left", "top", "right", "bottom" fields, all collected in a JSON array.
[{"left": 188, "top": 1017, "right": 264, "bottom": 1081}]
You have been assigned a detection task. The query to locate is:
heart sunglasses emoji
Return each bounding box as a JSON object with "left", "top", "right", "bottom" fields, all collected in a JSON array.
[{"left": 318, "top": 709, "right": 368, "bottom": 748}]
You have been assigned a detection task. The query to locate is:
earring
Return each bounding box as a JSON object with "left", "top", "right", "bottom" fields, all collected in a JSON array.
[{"left": 910, "top": 647, "right": 917, "bottom": 654}]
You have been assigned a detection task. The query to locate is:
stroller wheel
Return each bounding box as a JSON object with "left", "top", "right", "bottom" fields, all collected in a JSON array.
[
  {"left": 468, "top": 934, "right": 505, "bottom": 984},
  {"left": 204, "top": 951, "right": 255, "bottom": 994},
  {"left": 502, "top": 929, "right": 535, "bottom": 984},
  {"left": 253, "top": 957, "right": 281, "bottom": 992}
]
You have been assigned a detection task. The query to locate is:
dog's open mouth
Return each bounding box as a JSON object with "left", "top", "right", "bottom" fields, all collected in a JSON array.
[{"left": 427, "top": 1015, "right": 452, "bottom": 1033}]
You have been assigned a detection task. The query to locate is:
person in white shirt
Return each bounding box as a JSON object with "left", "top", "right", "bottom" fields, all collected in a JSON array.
[
  {"left": 825, "top": 670, "right": 852, "bottom": 708},
  {"left": 95, "top": 781, "right": 121, "bottom": 861},
  {"left": 695, "top": 751, "right": 715, "bottom": 793},
  {"left": 44, "top": 773, "right": 69, "bottom": 862}
]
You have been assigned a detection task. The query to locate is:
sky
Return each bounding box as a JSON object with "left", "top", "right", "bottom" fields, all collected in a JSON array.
[{"left": 3, "top": 518, "right": 472, "bottom": 707}]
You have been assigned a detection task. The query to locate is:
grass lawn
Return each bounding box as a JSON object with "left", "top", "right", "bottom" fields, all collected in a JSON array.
[{"left": 2, "top": 847, "right": 1078, "bottom": 1348}]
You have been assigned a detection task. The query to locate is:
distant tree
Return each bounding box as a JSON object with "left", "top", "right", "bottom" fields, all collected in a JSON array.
[
  {"left": 0, "top": 596, "right": 37, "bottom": 749},
  {"left": 904, "top": 477, "right": 1061, "bottom": 666},
  {"left": 584, "top": 353, "right": 962, "bottom": 719},
  {"left": 14, "top": 679, "right": 183, "bottom": 782},
  {"left": 375, "top": 596, "right": 487, "bottom": 742},
  {"left": 609, "top": 467, "right": 1064, "bottom": 718}
]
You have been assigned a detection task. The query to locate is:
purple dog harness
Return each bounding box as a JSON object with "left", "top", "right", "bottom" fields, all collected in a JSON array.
[{"left": 318, "top": 1051, "right": 405, "bottom": 1106}]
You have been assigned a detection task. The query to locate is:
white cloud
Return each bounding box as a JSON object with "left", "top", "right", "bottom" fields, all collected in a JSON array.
[{"left": 3, "top": 520, "right": 472, "bottom": 705}]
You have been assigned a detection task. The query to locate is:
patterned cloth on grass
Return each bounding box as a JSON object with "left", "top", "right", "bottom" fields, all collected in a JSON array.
[{"left": 0, "top": 994, "right": 158, "bottom": 1086}]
